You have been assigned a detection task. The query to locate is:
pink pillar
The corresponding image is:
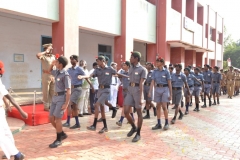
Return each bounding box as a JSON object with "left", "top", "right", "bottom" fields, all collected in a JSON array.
[
  {"left": 170, "top": 47, "right": 185, "bottom": 67},
  {"left": 196, "top": 52, "right": 204, "bottom": 67},
  {"left": 185, "top": 50, "right": 196, "bottom": 67}
]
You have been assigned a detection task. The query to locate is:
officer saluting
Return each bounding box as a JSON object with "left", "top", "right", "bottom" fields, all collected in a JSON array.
[
  {"left": 36, "top": 43, "right": 55, "bottom": 111},
  {"left": 226, "top": 66, "right": 235, "bottom": 99}
]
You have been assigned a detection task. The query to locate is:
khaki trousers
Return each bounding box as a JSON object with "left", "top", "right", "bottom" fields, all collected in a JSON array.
[
  {"left": 42, "top": 75, "right": 55, "bottom": 109},
  {"left": 227, "top": 81, "right": 235, "bottom": 97}
]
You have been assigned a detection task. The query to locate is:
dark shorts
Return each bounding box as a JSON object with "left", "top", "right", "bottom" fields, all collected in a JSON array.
[
  {"left": 144, "top": 85, "right": 153, "bottom": 101},
  {"left": 50, "top": 95, "right": 66, "bottom": 118},
  {"left": 212, "top": 83, "right": 220, "bottom": 94},
  {"left": 192, "top": 87, "right": 202, "bottom": 97},
  {"left": 97, "top": 88, "right": 110, "bottom": 106},
  {"left": 70, "top": 87, "right": 82, "bottom": 104},
  {"left": 184, "top": 87, "right": 194, "bottom": 97},
  {"left": 172, "top": 89, "right": 182, "bottom": 105},
  {"left": 204, "top": 84, "right": 211, "bottom": 94},
  {"left": 124, "top": 86, "right": 142, "bottom": 109}
]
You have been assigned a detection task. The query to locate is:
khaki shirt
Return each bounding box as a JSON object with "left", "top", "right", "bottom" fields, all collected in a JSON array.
[
  {"left": 235, "top": 73, "right": 240, "bottom": 80},
  {"left": 226, "top": 71, "right": 235, "bottom": 81},
  {"left": 40, "top": 54, "right": 55, "bottom": 78}
]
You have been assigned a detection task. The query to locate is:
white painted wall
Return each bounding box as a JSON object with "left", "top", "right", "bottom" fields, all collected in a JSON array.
[
  {"left": 194, "top": 23, "right": 203, "bottom": 46},
  {"left": 133, "top": 41, "right": 146, "bottom": 64},
  {"left": 166, "top": 9, "right": 181, "bottom": 41},
  {"left": 79, "top": 0, "right": 121, "bottom": 36},
  {"left": 79, "top": 30, "right": 114, "bottom": 71},
  {"left": 0, "top": 13, "right": 52, "bottom": 89},
  {"left": 209, "top": 8, "right": 215, "bottom": 28},
  {"left": 0, "top": 0, "right": 59, "bottom": 21}
]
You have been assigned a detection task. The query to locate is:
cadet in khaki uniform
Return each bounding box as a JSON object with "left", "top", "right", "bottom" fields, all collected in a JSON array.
[
  {"left": 226, "top": 66, "right": 235, "bottom": 99},
  {"left": 234, "top": 69, "right": 240, "bottom": 96},
  {"left": 124, "top": 51, "right": 147, "bottom": 142},
  {"left": 36, "top": 43, "right": 55, "bottom": 111},
  {"left": 220, "top": 69, "right": 226, "bottom": 95}
]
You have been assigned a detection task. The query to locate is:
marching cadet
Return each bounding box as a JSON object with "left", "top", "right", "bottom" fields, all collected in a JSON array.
[
  {"left": 62, "top": 55, "right": 93, "bottom": 129},
  {"left": 143, "top": 62, "right": 156, "bottom": 119},
  {"left": 148, "top": 57, "right": 171, "bottom": 130},
  {"left": 123, "top": 51, "right": 147, "bottom": 142},
  {"left": 211, "top": 66, "right": 222, "bottom": 105},
  {"left": 226, "top": 66, "right": 235, "bottom": 99},
  {"left": 79, "top": 56, "right": 126, "bottom": 133},
  {"left": 116, "top": 61, "right": 135, "bottom": 126},
  {"left": 234, "top": 69, "right": 240, "bottom": 96},
  {"left": 202, "top": 64, "right": 212, "bottom": 108},
  {"left": 48, "top": 56, "right": 71, "bottom": 148},
  {"left": 192, "top": 67, "right": 204, "bottom": 112},
  {"left": 183, "top": 68, "right": 202, "bottom": 114},
  {"left": 220, "top": 69, "right": 226, "bottom": 95},
  {"left": 0, "top": 61, "right": 27, "bottom": 160},
  {"left": 36, "top": 43, "right": 55, "bottom": 111},
  {"left": 171, "top": 64, "right": 190, "bottom": 124}
]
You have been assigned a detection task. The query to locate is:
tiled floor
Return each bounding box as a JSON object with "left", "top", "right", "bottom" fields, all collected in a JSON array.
[{"left": 4, "top": 94, "right": 240, "bottom": 160}]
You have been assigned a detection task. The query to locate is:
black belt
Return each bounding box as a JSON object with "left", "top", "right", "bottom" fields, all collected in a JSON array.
[
  {"left": 213, "top": 81, "right": 220, "bottom": 83},
  {"left": 144, "top": 83, "right": 151, "bottom": 86},
  {"left": 129, "top": 82, "right": 139, "bottom": 87},
  {"left": 99, "top": 85, "right": 110, "bottom": 89},
  {"left": 73, "top": 84, "right": 82, "bottom": 88},
  {"left": 172, "top": 87, "right": 182, "bottom": 90},
  {"left": 156, "top": 84, "right": 168, "bottom": 87},
  {"left": 189, "top": 85, "right": 193, "bottom": 88},
  {"left": 194, "top": 84, "right": 201, "bottom": 87},
  {"left": 54, "top": 91, "right": 65, "bottom": 96},
  {"left": 204, "top": 82, "right": 211, "bottom": 84}
]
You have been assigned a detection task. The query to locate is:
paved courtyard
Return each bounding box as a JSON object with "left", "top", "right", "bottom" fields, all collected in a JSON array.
[{"left": 3, "top": 94, "right": 240, "bottom": 160}]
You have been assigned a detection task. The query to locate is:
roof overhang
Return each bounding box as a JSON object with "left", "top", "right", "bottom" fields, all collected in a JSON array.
[{"left": 167, "top": 40, "right": 214, "bottom": 52}]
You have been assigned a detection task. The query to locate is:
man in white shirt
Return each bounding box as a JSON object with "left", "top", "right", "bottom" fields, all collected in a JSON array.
[
  {"left": 89, "top": 62, "right": 99, "bottom": 114},
  {"left": 0, "top": 61, "right": 27, "bottom": 160},
  {"left": 78, "top": 60, "right": 93, "bottom": 116}
]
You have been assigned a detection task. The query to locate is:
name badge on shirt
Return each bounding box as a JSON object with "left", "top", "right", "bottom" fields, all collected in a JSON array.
[
  {"left": 189, "top": 78, "right": 192, "bottom": 80},
  {"left": 105, "top": 72, "right": 109, "bottom": 75},
  {"left": 178, "top": 77, "right": 182, "bottom": 79},
  {"left": 57, "top": 78, "right": 60, "bottom": 81},
  {"left": 162, "top": 76, "right": 166, "bottom": 78},
  {"left": 135, "top": 72, "right": 139, "bottom": 75},
  {"left": 128, "top": 78, "right": 130, "bottom": 80},
  {"left": 208, "top": 74, "right": 210, "bottom": 76},
  {"left": 149, "top": 75, "right": 151, "bottom": 77}
]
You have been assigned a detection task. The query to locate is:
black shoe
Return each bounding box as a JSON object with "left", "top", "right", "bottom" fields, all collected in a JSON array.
[
  {"left": 61, "top": 133, "right": 68, "bottom": 140},
  {"left": 70, "top": 124, "right": 80, "bottom": 129},
  {"left": 201, "top": 105, "right": 207, "bottom": 108},
  {"left": 91, "top": 111, "right": 95, "bottom": 114},
  {"left": 163, "top": 124, "right": 169, "bottom": 130},
  {"left": 78, "top": 114, "right": 84, "bottom": 117},
  {"left": 171, "top": 106, "right": 176, "bottom": 109},
  {"left": 152, "top": 124, "right": 162, "bottom": 130},
  {"left": 171, "top": 118, "right": 176, "bottom": 124},
  {"left": 127, "top": 127, "right": 137, "bottom": 137},
  {"left": 62, "top": 122, "right": 70, "bottom": 127},
  {"left": 209, "top": 101, "right": 212, "bottom": 106},
  {"left": 49, "top": 140, "right": 62, "bottom": 148},
  {"left": 197, "top": 108, "right": 200, "bottom": 112},
  {"left": 185, "top": 111, "right": 189, "bottom": 115},
  {"left": 83, "top": 113, "right": 92, "bottom": 115},
  {"left": 212, "top": 102, "right": 216, "bottom": 105},
  {"left": 228, "top": 96, "right": 230, "bottom": 98},
  {"left": 112, "top": 108, "right": 117, "bottom": 118},
  {"left": 143, "top": 114, "right": 150, "bottom": 119},
  {"left": 99, "top": 127, "right": 108, "bottom": 134},
  {"left": 132, "top": 133, "right": 141, "bottom": 142},
  {"left": 87, "top": 125, "right": 96, "bottom": 131},
  {"left": 193, "top": 108, "right": 197, "bottom": 112},
  {"left": 230, "top": 97, "right": 232, "bottom": 99},
  {"left": 14, "top": 153, "right": 25, "bottom": 160},
  {"left": 217, "top": 101, "right": 220, "bottom": 104},
  {"left": 178, "top": 113, "right": 183, "bottom": 120},
  {"left": 153, "top": 108, "right": 157, "bottom": 116},
  {"left": 97, "top": 118, "right": 103, "bottom": 122},
  {"left": 116, "top": 121, "right": 122, "bottom": 126}
]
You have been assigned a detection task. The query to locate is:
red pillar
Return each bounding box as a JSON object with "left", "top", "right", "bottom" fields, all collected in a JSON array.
[
  {"left": 170, "top": 47, "right": 185, "bottom": 67},
  {"left": 211, "top": 59, "right": 216, "bottom": 67},
  {"left": 52, "top": 0, "right": 79, "bottom": 62},
  {"left": 114, "top": 0, "right": 133, "bottom": 70},
  {"left": 185, "top": 50, "right": 196, "bottom": 67},
  {"left": 146, "top": 0, "right": 170, "bottom": 64},
  {"left": 196, "top": 52, "right": 204, "bottom": 67}
]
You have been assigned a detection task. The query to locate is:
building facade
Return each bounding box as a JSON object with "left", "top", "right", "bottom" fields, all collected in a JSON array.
[{"left": 0, "top": 0, "right": 223, "bottom": 89}]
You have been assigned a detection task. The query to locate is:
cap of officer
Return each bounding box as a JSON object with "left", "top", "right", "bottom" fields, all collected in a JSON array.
[
  {"left": 70, "top": 55, "right": 78, "bottom": 62},
  {"left": 110, "top": 62, "right": 117, "bottom": 66},
  {"left": 131, "top": 51, "right": 141, "bottom": 58},
  {"left": 96, "top": 56, "right": 106, "bottom": 61},
  {"left": 123, "top": 61, "right": 130, "bottom": 67},
  {"left": 156, "top": 57, "right": 164, "bottom": 63},
  {"left": 184, "top": 67, "right": 190, "bottom": 72},
  {"left": 104, "top": 56, "right": 109, "bottom": 62},
  {"left": 42, "top": 43, "right": 52, "bottom": 49}
]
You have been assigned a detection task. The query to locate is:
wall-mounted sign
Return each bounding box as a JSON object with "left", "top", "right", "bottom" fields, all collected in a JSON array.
[
  {"left": 14, "top": 54, "right": 24, "bottom": 62},
  {"left": 184, "top": 17, "right": 195, "bottom": 33}
]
